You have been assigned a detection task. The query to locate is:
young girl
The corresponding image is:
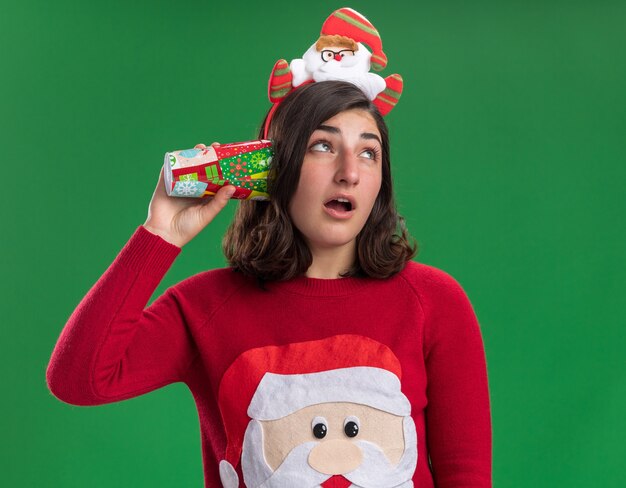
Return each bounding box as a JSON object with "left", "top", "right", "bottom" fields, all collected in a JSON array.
[{"left": 47, "top": 81, "right": 492, "bottom": 488}]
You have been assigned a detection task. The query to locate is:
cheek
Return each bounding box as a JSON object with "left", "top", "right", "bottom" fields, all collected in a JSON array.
[
  {"left": 365, "top": 175, "right": 383, "bottom": 208},
  {"left": 261, "top": 419, "right": 306, "bottom": 471},
  {"left": 358, "top": 179, "right": 383, "bottom": 225},
  {"left": 287, "top": 186, "right": 312, "bottom": 231},
  {"left": 303, "top": 50, "right": 322, "bottom": 70},
  {"left": 289, "top": 165, "right": 320, "bottom": 215}
]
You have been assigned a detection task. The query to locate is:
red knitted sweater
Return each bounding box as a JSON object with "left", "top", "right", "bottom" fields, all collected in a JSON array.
[{"left": 47, "top": 226, "right": 492, "bottom": 487}]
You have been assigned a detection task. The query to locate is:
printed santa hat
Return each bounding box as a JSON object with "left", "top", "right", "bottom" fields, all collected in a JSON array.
[
  {"left": 320, "top": 7, "right": 388, "bottom": 71},
  {"left": 217, "top": 334, "right": 408, "bottom": 474}
]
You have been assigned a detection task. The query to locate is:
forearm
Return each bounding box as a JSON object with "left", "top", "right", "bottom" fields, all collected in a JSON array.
[{"left": 46, "top": 226, "right": 181, "bottom": 405}]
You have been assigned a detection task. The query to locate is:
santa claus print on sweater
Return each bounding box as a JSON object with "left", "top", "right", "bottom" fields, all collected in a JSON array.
[{"left": 217, "top": 335, "right": 417, "bottom": 488}]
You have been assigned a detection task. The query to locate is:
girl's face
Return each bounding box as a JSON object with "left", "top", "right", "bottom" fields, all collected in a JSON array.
[{"left": 288, "top": 109, "right": 383, "bottom": 256}]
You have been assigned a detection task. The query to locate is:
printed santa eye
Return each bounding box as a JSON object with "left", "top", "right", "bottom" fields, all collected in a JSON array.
[
  {"left": 311, "top": 416, "right": 328, "bottom": 439},
  {"left": 344, "top": 416, "right": 360, "bottom": 438}
]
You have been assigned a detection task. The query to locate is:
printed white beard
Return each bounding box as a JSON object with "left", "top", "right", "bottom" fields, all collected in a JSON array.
[
  {"left": 241, "top": 417, "right": 417, "bottom": 488},
  {"left": 242, "top": 420, "right": 327, "bottom": 488}
]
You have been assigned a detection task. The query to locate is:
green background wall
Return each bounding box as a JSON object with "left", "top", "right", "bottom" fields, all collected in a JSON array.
[{"left": 1, "top": 0, "right": 624, "bottom": 486}]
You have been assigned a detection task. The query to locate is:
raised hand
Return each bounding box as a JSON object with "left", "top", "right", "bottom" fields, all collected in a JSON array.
[{"left": 143, "top": 143, "right": 236, "bottom": 247}]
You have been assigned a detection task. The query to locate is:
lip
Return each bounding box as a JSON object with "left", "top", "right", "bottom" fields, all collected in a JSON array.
[
  {"left": 323, "top": 205, "right": 355, "bottom": 220},
  {"left": 323, "top": 194, "right": 356, "bottom": 220},
  {"left": 324, "top": 194, "right": 356, "bottom": 208}
]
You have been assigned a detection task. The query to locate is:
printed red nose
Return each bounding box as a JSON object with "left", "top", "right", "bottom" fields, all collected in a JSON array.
[
  {"left": 321, "top": 475, "right": 351, "bottom": 488},
  {"left": 334, "top": 53, "right": 342, "bottom": 61}
]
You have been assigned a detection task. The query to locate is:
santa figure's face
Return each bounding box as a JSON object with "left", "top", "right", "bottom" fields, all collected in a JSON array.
[
  {"left": 302, "top": 36, "right": 372, "bottom": 82},
  {"left": 241, "top": 401, "right": 417, "bottom": 488}
]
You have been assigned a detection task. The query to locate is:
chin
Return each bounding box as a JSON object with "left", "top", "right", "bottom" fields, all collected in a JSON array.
[{"left": 306, "top": 230, "right": 359, "bottom": 251}]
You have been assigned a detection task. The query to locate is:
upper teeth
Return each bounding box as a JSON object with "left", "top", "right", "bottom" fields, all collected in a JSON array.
[{"left": 337, "top": 198, "right": 349, "bottom": 203}]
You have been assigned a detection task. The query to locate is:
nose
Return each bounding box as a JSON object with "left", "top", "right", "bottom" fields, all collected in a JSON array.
[
  {"left": 308, "top": 439, "right": 363, "bottom": 474},
  {"left": 334, "top": 151, "right": 359, "bottom": 186},
  {"left": 334, "top": 53, "right": 342, "bottom": 61}
]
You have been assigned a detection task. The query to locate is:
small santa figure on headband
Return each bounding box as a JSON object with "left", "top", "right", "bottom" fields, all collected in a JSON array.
[
  {"left": 268, "top": 7, "right": 403, "bottom": 116},
  {"left": 217, "top": 335, "right": 417, "bottom": 488}
]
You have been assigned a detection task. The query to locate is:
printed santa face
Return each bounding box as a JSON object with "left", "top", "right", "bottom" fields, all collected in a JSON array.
[
  {"left": 217, "top": 335, "right": 417, "bottom": 488},
  {"left": 242, "top": 400, "right": 417, "bottom": 488},
  {"left": 290, "top": 35, "right": 386, "bottom": 100}
]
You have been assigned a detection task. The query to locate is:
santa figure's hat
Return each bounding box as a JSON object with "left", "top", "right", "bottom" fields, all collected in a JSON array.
[
  {"left": 320, "top": 7, "right": 388, "bottom": 71},
  {"left": 217, "top": 334, "right": 409, "bottom": 479}
]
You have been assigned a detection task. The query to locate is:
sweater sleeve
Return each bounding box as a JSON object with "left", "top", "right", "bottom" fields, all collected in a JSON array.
[
  {"left": 419, "top": 267, "right": 492, "bottom": 487},
  {"left": 46, "top": 226, "right": 194, "bottom": 406}
]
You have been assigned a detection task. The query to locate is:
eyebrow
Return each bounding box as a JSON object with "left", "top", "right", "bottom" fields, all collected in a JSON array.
[{"left": 317, "top": 124, "right": 382, "bottom": 146}]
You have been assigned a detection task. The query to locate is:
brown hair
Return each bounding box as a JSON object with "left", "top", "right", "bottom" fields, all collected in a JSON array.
[
  {"left": 315, "top": 35, "right": 358, "bottom": 52},
  {"left": 223, "top": 81, "right": 417, "bottom": 281}
]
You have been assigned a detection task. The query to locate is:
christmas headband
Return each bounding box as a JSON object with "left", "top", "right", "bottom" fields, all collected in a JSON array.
[{"left": 263, "top": 7, "right": 404, "bottom": 138}]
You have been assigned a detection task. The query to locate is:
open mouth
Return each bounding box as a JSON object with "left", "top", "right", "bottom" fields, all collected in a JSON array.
[{"left": 324, "top": 197, "right": 353, "bottom": 212}]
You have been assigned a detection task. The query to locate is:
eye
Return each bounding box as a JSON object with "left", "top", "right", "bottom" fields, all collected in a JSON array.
[
  {"left": 310, "top": 141, "right": 332, "bottom": 152},
  {"left": 344, "top": 416, "right": 360, "bottom": 438},
  {"left": 312, "top": 416, "right": 328, "bottom": 439},
  {"left": 360, "top": 147, "right": 379, "bottom": 160},
  {"left": 322, "top": 50, "right": 334, "bottom": 62}
]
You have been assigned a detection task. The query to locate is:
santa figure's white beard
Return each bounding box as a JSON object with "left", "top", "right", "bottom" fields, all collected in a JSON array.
[
  {"left": 314, "top": 55, "right": 363, "bottom": 76},
  {"left": 291, "top": 43, "right": 386, "bottom": 101},
  {"left": 241, "top": 418, "right": 417, "bottom": 488}
]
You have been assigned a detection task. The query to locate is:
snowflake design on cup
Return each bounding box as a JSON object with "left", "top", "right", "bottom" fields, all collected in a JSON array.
[
  {"left": 249, "top": 152, "right": 269, "bottom": 169},
  {"left": 229, "top": 158, "right": 249, "bottom": 178},
  {"left": 172, "top": 180, "right": 208, "bottom": 197}
]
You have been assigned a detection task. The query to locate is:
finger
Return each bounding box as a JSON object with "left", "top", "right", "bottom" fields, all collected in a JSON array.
[
  {"left": 215, "top": 183, "right": 237, "bottom": 203},
  {"left": 153, "top": 167, "right": 169, "bottom": 198},
  {"left": 199, "top": 184, "right": 236, "bottom": 223},
  {"left": 148, "top": 167, "right": 166, "bottom": 198}
]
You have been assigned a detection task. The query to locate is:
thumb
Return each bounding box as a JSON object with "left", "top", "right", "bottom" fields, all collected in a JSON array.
[
  {"left": 199, "top": 184, "right": 237, "bottom": 223},
  {"left": 217, "top": 183, "right": 237, "bottom": 202}
]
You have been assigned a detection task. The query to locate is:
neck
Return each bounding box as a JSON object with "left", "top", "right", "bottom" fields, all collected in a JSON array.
[{"left": 305, "top": 241, "right": 356, "bottom": 279}]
